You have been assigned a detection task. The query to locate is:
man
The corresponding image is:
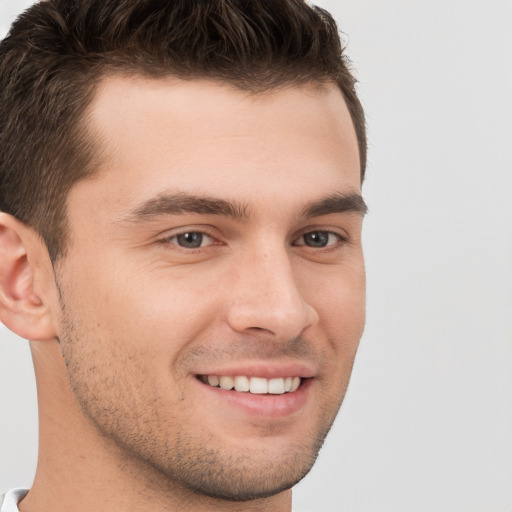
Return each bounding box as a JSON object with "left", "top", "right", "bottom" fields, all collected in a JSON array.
[{"left": 0, "top": 1, "right": 367, "bottom": 511}]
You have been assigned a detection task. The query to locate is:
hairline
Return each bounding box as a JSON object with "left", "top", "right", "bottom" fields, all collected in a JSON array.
[{"left": 55, "top": 70, "right": 363, "bottom": 262}]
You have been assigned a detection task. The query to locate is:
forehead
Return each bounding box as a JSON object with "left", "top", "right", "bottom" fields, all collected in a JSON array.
[{"left": 74, "top": 76, "right": 360, "bottom": 218}]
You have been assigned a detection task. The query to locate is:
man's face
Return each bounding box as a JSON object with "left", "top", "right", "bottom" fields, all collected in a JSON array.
[{"left": 55, "top": 77, "right": 365, "bottom": 500}]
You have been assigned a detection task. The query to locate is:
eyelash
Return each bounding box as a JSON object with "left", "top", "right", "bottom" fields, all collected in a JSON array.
[
  {"left": 293, "top": 230, "right": 347, "bottom": 249},
  {"left": 161, "top": 228, "right": 348, "bottom": 251},
  {"left": 164, "top": 231, "right": 217, "bottom": 250}
]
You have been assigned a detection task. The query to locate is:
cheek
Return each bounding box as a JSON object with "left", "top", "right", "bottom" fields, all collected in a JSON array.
[
  {"left": 57, "top": 273, "right": 188, "bottom": 415},
  {"left": 303, "top": 261, "right": 366, "bottom": 333},
  {"left": 304, "top": 264, "right": 366, "bottom": 392},
  {"left": 64, "top": 260, "right": 218, "bottom": 344}
]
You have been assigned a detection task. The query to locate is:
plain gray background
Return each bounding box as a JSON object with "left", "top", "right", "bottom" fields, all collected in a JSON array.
[{"left": 1, "top": 1, "right": 511, "bottom": 511}]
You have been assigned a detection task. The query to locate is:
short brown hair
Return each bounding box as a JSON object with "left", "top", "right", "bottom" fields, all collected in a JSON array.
[{"left": 0, "top": 0, "right": 366, "bottom": 262}]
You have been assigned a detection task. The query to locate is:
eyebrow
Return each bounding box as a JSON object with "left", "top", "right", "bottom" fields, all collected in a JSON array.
[
  {"left": 300, "top": 192, "right": 368, "bottom": 218},
  {"left": 122, "top": 191, "right": 367, "bottom": 224},
  {"left": 124, "top": 192, "right": 249, "bottom": 222}
]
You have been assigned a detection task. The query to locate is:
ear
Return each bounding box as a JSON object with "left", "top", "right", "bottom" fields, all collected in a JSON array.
[{"left": 0, "top": 212, "right": 58, "bottom": 341}]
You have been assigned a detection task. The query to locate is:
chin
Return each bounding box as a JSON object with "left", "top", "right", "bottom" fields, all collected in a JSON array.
[
  {"left": 177, "top": 452, "right": 316, "bottom": 502},
  {"left": 151, "top": 430, "right": 328, "bottom": 503}
]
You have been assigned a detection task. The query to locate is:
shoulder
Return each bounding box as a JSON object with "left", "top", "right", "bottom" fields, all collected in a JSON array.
[{"left": 0, "top": 489, "right": 28, "bottom": 512}]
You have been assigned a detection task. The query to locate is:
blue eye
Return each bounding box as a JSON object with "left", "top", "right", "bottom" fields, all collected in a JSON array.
[{"left": 170, "top": 232, "right": 211, "bottom": 249}]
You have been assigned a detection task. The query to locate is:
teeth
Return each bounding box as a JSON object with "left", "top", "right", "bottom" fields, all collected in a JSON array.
[
  {"left": 219, "top": 376, "right": 234, "bottom": 390},
  {"left": 290, "top": 376, "right": 301, "bottom": 392},
  {"left": 208, "top": 375, "right": 220, "bottom": 387},
  {"left": 268, "top": 378, "right": 285, "bottom": 394},
  {"left": 234, "top": 375, "right": 250, "bottom": 392},
  {"left": 250, "top": 377, "right": 268, "bottom": 394},
  {"left": 202, "top": 375, "right": 302, "bottom": 395}
]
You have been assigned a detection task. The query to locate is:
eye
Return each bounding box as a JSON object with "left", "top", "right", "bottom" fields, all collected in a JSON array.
[
  {"left": 294, "top": 230, "right": 343, "bottom": 248},
  {"left": 167, "top": 231, "right": 214, "bottom": 249}
]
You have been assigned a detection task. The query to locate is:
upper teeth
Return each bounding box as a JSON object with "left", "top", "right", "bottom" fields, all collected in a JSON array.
[{"left": 203, "top": 375, "right": 301, "bottom": 394}]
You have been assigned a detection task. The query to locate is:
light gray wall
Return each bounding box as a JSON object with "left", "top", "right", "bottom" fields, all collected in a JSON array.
[{"left": 1, "top": 1, "right": 511, "bottom": 510}]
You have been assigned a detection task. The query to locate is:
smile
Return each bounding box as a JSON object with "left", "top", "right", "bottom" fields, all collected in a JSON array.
[{"left": 199, "top": 375, "right": 302, "bottom": 395}]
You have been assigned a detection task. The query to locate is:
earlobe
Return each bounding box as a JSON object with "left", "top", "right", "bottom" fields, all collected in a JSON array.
[{"left": 0, "top": 213, "right": 57, "bottom": 341}]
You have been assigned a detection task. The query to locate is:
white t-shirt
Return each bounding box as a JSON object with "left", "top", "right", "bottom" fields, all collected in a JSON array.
[{"left": 0, "top": 490, "right": 27, "bottom": 512}]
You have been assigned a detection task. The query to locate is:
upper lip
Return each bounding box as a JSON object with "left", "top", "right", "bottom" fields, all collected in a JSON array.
[{"left": 194, "top": 361, "right": 316, "bottom": 380}]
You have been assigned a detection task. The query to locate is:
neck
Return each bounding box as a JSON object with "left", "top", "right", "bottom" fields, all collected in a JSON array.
[{"left": 21, "top": 340, "right": 292, "bottom": 512}]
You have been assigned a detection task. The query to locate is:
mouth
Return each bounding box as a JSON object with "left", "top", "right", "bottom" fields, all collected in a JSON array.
[{"left": 197, "top": 375, "right": 303, "bottom": 395}]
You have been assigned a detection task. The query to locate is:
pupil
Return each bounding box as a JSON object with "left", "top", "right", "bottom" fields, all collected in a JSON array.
[
  {"left": 178, "top": 232, "right": 203, "bottom": 248},
  {"left": 305, "top": 231, "right": 328, "bottom": 247}
]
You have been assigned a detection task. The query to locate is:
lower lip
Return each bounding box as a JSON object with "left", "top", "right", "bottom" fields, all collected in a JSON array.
[{"left": 195, "top": 377, "right": 313, "bottom": 418}]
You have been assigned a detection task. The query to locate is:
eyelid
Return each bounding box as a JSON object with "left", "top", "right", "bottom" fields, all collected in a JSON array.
[
  {"left": 158, "top": 225, "right": 222, "bottom": 247},
  {"left": 293, "top": 227, "right": 349, "bottom": 247},
  {"left": 168, "top": 232, "right": 214, "bottom": 248}
]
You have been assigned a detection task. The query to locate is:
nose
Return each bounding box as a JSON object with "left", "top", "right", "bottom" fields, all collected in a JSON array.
[{"left": 225, "top": 247, "right": 319, "bottom": 340}]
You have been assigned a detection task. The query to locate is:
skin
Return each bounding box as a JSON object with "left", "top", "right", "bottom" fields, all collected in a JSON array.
[{"left": 0, "top": 77, "right": 365, "bottom": 512}]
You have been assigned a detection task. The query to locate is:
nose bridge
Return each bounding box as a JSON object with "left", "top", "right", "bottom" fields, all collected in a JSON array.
[{"left": 226, "top": 241, "right": 318, "bottom": 338}]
